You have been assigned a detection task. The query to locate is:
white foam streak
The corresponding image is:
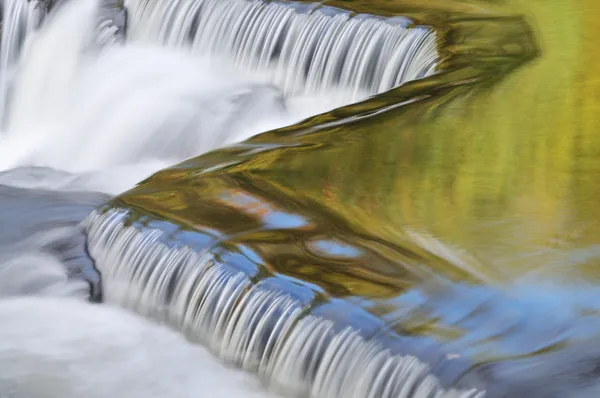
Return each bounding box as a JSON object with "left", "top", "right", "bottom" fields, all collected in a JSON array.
[
  {"left": 86, "top": 209, "right": 485, "bottom": 398},
  {"left": 126, "top": 0, "right": 438, "bottom": 100}
]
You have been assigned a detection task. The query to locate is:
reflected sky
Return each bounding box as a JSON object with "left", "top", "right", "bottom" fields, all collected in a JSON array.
[{"left": 107, "top": 0, "right": 600, "bottom": 392}]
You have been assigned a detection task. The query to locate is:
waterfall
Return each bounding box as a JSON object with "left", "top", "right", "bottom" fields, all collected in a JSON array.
[
  {"left": 0, "top": 0, "right": 467, "bottom": 396},
  {"left": 0, "top": 0, "right": 438, "bottom": 178},
  {"left": 0, "top": 0, "right": 125, "bottom": 126},
  {"left": 86, "top": 208, "right": 484, "bottom": 398},
  {"left": 0, "top": 0, "right": 302, "bottom": 193},
  {"left": 0, "top": 0, "right": 45, "bottom": 118},
  {"left": 125, "top": 0, "right": 438, "bottom": 99}
]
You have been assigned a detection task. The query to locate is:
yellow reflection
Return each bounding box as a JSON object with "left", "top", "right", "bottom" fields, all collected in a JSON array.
[{"left": 113, "top": 0, "right": 600, "bottom": 364}]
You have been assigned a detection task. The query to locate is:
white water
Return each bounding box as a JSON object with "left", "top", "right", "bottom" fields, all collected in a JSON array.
[
  {"left": 127, "top": 0, "right": 438, "bottom": 100},
  {"left": 0, "top": 0, "right": 444, "bottom": 396},
  {"left": 0, "top": 0, "right": 45, "bottom": 118},
  {"left": 0, "top": 296, "right": 278, "bottom": 398},
  {"left": 85, "top": 208, "right": 485, "bottom": 398},
  {"left": 0, "top": 0, "right": 438, "bottom": 194},
  {"left": 0, "top": 0, "right": 287, "bottom": 193},
  {"left": 0, "top": 0, "right": 376, "bottom": 194}
]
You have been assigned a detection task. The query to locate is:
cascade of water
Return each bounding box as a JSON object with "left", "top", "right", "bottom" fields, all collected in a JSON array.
[
  {"left": 86, "top": 208, "right": 485, "bottom": 398},
  {"left": 0, "top": 0, "right": 357, "bottom": 192},
  {"left": 0, "top": 0, "right": 125, "bottom": 126},
  {"left": 125, "top": 0, "right": 438, "bottom": 100},
  {"left": 4, "top": 0, "right": 97, "bottom": 136},
  {"left": 0, "top": 0, "right": 300, "bottom": 192},
  {"left": 0, "top": 0, "right": 46, "bottom": 119},
  {"left": 0, "top": 0, "right": 464, "bottom": 397}
]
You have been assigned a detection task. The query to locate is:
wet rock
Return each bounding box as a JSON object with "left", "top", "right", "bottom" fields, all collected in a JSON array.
[{"left": 0, "top": 182, "right": 109, "bottom": 301}]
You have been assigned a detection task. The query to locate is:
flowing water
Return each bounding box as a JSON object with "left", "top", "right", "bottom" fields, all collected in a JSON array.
[
  {"left": 0, "top": 0, "right": 453, "bottom": 397},
  {"left": 0, "top": 0, "right": 591, "bottom": 397},
  {"left": 0, "top": 296, "right": 277, "bottom": 398},
  {"left": 3, "top": 0, "right": 600, "bottom": 396}
]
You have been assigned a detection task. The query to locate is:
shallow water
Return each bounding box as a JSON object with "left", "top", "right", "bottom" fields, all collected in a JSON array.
[
  {"left": 0, "top": 0, "right": 371, "bottom": 396},
  {"left": 5, "top": 0, "right": 599, "bottom": 397}
]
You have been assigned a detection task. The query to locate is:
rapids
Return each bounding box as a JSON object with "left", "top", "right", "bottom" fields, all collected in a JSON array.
[
  {"left": 1, "top": 0, "right": 598, "bottom": 396},
  {"left": 0, "top": 296, "right": 278, "bottom": 398},
  {"left": 3, "top": 0, "right": 599, "bottom": 397},
  {"left": 0, "top": 0, "right": 443, "bottom": 397}
]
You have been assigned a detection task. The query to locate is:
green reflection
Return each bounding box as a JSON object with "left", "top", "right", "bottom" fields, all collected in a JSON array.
[{"left": 110, "top": 0, "right": 600, "bottom": 365}]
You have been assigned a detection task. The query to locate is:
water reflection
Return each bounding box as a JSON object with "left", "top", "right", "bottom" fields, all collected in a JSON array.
[
  {"left": 217, "top": 190, "right": 311, "bottom": 230},
  {"left": 103, "top": 0, "right": 600, "bottom": 395},
  {"left": 306, "top": 238, "right": 364, "bottom": 260},
  {"left": 115, "top": 165, "right": 600, "bottom": 374}
]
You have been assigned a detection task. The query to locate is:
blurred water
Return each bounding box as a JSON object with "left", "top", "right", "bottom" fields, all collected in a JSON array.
[
  {"left": 0, "top": 0, "right": 341, "bottom": 396},
  {"left": 0, "top": 296, "right": 279, "bottom": 398},
  {"left": 0, "top": 0, "right": 442, "bottom": 396}
]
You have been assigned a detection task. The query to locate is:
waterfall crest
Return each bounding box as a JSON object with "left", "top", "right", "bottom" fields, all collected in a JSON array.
[
  {"left": 86, "top": 208, "right": 484, "bottom": 398},
  {"left": 126, "top": 0, "right": 438, "bottom": 99}
]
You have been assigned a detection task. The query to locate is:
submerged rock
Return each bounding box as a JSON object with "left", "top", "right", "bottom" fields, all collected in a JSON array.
[{"left": 0, "top": 182, "right": 108, "bottom": 301}]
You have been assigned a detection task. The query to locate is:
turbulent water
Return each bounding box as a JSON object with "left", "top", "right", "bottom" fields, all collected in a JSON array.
[
  {"left": 0, "top": 297, "right": 277, "bottom": 398},
  {"left": 0, "top": 0, "right": 437, "bottom": 192},
  {"left": 0, "top": 0, "right": 443, "bottom": 396},
  {"left": 86, "top": 208, "right": 484, "bottom": 398},
  {"left": 1, "top": 0, "right": 595, "bottom": 397}
]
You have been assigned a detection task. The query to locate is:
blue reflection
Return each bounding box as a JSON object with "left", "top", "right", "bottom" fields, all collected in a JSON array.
[
  {"left": 389, "top": 281, "right": 600, "bottom": 360},
  {"left": 262, "top": 211, "right": 308, "bottom": 229},
  {"left": 210, "top": 242, "right": 267, "bottom": 278},
  {"left": 307, "top": 238, "right": 363, "bottom": 258},
  {"left": 174, "top": 228, "right": 221, "bottom": 248},
  {"left": 219, "top": 190, "right": 309, "bottom": 229}
]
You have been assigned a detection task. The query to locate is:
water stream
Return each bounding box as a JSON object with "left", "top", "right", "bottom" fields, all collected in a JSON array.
[
  {"left": 0, "top": 0, "right": 448, "bottom": 397},
  {"left": 3, "top": 0, "right": 599, "bottom": 396}
]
